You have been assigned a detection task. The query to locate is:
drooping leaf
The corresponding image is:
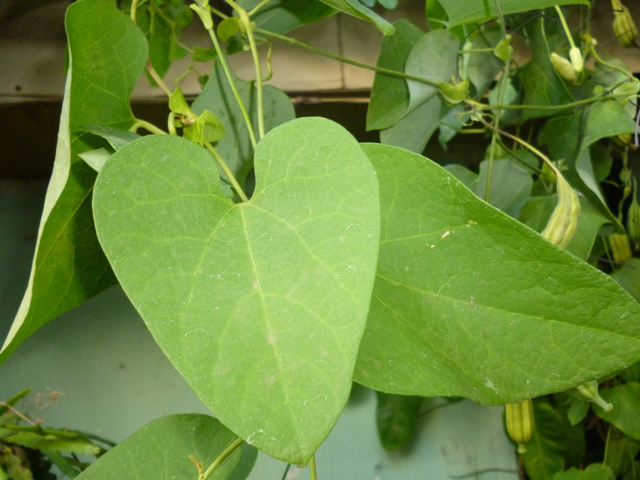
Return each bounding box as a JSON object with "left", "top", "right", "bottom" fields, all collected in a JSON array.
[
  {"left": 93, "top": 118, "right": 380, "bottom": 464},
  {"left": 0, "top": 0, "right": 147, "bottom": 364},
  {"left": 553, "top": 464, "right": 616, "bottom": 480},
  {"left": 318, "top": 0, "right": 394, "bottom": 34},
  {"left": 595, "top": 383, "right": 640, "bottom": 441},
  {"left": 3, "top": 429, "right": 100, "bottom": 456},
  {"left": 75, "top": 415, "right": 256, "bottom": 480},
  {"left": 354, "top": 143, "right": 640, "bottom": 404},
  {"left": 517, "top": 14, "right": 573, "bottom": 123},
  {"left": 439, "top": 0, "right": 589, "bottom": 27},
  {"left": 406, "top": 30, "right": 459, "bottom": 113},
  {"left": 366, "top": 20, "right": 424, "bottom": 131},
  {"left": 521, "top": 398, "right": 567, "bottom": 480},
  {"left": 82, "top": 126, "right": 141, "bottom": 151},
  {"left": 191, "top": 62, "right": 295, "bottom": 191},
  {"left": 375, "top": 393, "right": 423, "bottom": 451}
]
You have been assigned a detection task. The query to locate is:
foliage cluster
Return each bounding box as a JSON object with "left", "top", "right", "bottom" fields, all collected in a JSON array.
[{"left": 2, "top": 0, "right": 640, "bottom": 478}]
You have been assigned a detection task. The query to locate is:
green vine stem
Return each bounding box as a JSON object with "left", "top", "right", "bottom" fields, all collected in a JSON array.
[
  {"left": 227, "top": 0, "right": 265, "bottom": 139},
  {"left": 130, "top": 118, "right": 168, "bottom": 135},
  {"left": 555, "top": 5, "right": 578, "bottom": 51},
  {"left": 310, "top": 455, "right": 318, "bottom": 480},
  {"left": 202, "top": 437, "right": 244, "bottom": 479},
  {"left": 192, "top": 0, "right": 257, "bottom": 148},
  {"left": 130, "top": 0, "right": 140, "bottom": 23},
  {"left": 588, "top": 42, "right": 634, "bottom": 77},
  {"left": 257, "top": 28, "right": 440, "bottom": 88},
  {"left": 485, "top": 0, "right": 510, "bottom": 203},
  {"left": 204, "top": 140, "right": 250, "bottom": 202}
]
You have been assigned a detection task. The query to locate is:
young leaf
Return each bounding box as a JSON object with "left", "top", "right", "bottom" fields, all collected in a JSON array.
[
  {"left": 75, "top": 415, "right": 256, "bottom": 479},
  {"left": 354, "top": 143, "right": 640, "bottom": 404},
  {"left": 93, "top": 118, "right": 380, "bottom": 465},
  {"left": 0, "top": 0, "right": 147, "bottom": 364},
  {"left": 438, "top": 0, "right": 589, "bottom": 27},
  {"left": 191, "top": 62, "right": 295, "bottom": 191}
]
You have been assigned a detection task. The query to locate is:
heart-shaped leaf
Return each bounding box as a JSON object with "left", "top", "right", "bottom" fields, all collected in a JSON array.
[
  {"left": 354, "top": 143, "right": 640, "bottom": 404},
  {"left": 93, "top": 117, "right": 380, "bottom": 464}
]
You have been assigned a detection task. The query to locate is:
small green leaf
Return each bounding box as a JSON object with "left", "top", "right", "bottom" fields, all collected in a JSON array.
[
  {"left": 595, "top": 383, "right": 640, "bottom": 440},
  {"left": 318, "top": 0, "right": 394, "bottom": 34},
  {"left": 217, "top": 17, "right": 244, "bottom": 41},
  {"left": 78, "top": 148, "right": 112, "bottom": 172},
  {"left": 183, "top": 109, "right": 226, "bottom": 145},
  {"left": 93, "top": 118, "right": 380, "bottom": 464},
  {"left": 75, "top": 415, "right": 256, "bottom": 479},
  {"left": 169, "top": 86, "right": 191, "bottom": 116},
  {"left": 437, "top": 78, "right": 469, "bottom": 105},
  {"left": 192, "top": 46, "right": 217, "bottom": 62},
  {"left": 375, "top": 393, "right": 423, "bottom": 451},
  {"left": 82, "top": 126, "right": 141, "bottom": 151},
  {"left": 5, "top": 431, "right": 100, "bottom": 456}
]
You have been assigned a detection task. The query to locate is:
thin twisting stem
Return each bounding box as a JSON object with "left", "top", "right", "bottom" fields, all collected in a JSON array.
[
  {"left": 257, "top": 28, "right": 440, "bottom": 88},
  {"left": 309, "top": 455, "right": 318, "bottom": 480},
  {"left": 202, "top": 438, "right": 244, "bottom": 479},
  {"left": 130, "top": 119, "right": 167, "bottom": 135},
  {"left": 204, "top": 141, "right": 250, "bottom": 203}
]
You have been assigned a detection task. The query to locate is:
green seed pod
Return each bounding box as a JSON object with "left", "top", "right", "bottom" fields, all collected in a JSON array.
[
  {"left": 569, "top": 47, "right": 584, "bottom": 74},
  {"left": 612, "top": 0, "right": 638, "bottom": 48},
  {"left": 505, "top": 399, "right": 534, "bottom": 454},
  {"left": 541, "top": 175, "right": 581, "bottom": 248},
  {"left": 550, "top": 53, "right": 577, "bottom": 82},
  {"left": 609, "top": 232, "right": 632, "bottom": 263},
  {"left": 627, "top": 187, "right": 640, "bottom": 250},
  {"left": 437, "top": 78, "right": 470, "bottom": 105},
  {"left": 570, "top": 380, "right": 613, "bottom": 412}
]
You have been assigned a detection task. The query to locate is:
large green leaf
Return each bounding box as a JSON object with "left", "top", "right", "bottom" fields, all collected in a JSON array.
[
  {"left": 439, "top": 0, "right": 589, "bottom": 27},
  {"left": 191, "top": 62, "right": 295, "bottom": 192},
  {"left": 0, "top": 0, "right": 147, "bottom": 364},
  {"left": 318, "top": 0, "right": 394, "bottom": 34},
  {"left": 366, "top": 19, "right": 424, "bottom": 131},
  {"left": 76, "top": 415, "right": 256, "bottom": 479},
  {"left": 92, "top": 118, "right": 380, "bottom": 464},
  {"left": 354, "top": 143, "right": 640, "bottom": 404}
]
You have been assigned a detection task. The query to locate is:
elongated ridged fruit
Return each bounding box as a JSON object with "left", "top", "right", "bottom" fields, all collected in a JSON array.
[
  {"left": 505, "top": 399, "right": 534, "bottom": 454},
  {"left": 541, "top": 175, "right": 580, "bottom": 248},
  {"left": 612, "top": 0, "right": 638, "bottom": 48}
]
